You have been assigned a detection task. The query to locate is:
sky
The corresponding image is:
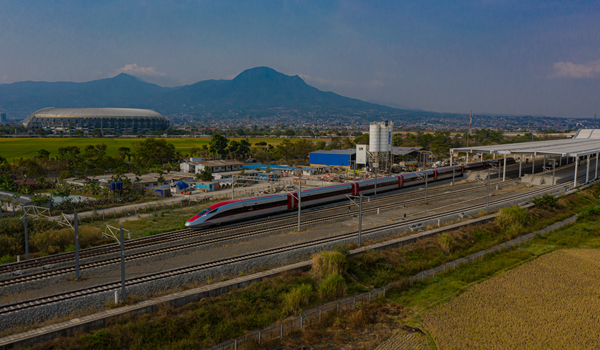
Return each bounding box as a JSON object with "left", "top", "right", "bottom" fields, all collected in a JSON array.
[{"left": 1, "top": 0, "right": 599, "bottom": 118}]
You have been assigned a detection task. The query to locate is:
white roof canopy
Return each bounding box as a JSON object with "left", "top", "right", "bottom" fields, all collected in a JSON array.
[{"left": 451, "top": 129, "right": 600, "bottom": 158}]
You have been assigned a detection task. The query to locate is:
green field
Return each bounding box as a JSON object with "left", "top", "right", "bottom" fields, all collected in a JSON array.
[{"left": 0, "top": 137, "right": 286, "bottom": 160}]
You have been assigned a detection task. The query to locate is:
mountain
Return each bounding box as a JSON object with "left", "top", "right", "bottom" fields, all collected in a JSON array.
[
  {"left": 0, "top": 73, "right": 172, "bottom": 118},
  {"left": 368, "top": 99, "right": 414, "bottom": 110},
  {"left": 0, "top": 67, "right": 397, "bottom": 120}
]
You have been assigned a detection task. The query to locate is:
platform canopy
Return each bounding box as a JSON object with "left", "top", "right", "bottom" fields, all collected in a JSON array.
[{"left": 451, "top": 129, "right": 600, "bottom": 158}]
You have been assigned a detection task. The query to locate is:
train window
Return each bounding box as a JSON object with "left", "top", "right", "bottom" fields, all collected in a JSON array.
[{"left": 196, "top": 208, "right": 210, "bottom": 216}]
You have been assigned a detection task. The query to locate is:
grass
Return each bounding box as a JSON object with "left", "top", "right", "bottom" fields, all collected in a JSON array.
[{"left": 0, "top": 137, "right": 288, "bottom": 160}]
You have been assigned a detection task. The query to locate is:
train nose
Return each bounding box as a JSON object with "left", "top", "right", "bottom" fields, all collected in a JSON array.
[{"left": 185, "top": 221, "right": 193, "bottom": 228}]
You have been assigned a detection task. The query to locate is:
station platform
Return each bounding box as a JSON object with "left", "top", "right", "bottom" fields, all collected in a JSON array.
[{"left": 521, "top": 160, "right": 599, "bottom": 186}]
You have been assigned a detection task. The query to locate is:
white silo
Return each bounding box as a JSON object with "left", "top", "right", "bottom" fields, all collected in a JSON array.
[{"left": 369, "top": 123, "right": 381, "bottom": 153}]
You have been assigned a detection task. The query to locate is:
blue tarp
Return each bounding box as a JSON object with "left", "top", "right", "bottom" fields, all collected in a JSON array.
[{"left": 175, "top": 181, "right": 189, "bottom": 190}]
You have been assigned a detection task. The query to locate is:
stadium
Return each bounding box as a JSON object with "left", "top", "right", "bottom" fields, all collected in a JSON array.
[{"left": 22, "top": 107, "right": 170, "bottom": 134}]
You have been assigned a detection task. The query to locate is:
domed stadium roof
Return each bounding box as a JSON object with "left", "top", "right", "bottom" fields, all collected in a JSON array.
[{"left": 23, "top": 107, "right": 168, "bottom": 127}]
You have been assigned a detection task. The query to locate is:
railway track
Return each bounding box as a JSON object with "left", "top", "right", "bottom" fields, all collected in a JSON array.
[
  {"left": 0, "top": 161, "right": 562, "bottom": 274},
  {"left": 0, "top": 185, "right": 487, "bottom": 287},
  {"left": 0, "top": 179, "right": 485, "bottom": 273},
  {"left": 0, "top": 178, "right": 572, "bottom": 315}
]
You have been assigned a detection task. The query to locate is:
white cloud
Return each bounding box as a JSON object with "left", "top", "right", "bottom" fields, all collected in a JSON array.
[
  {"left": 115, "top": 64, "right": 165, "bottom": 76},
  {"left": 551, "top": 59, "right": 600, "bottom": 78}
]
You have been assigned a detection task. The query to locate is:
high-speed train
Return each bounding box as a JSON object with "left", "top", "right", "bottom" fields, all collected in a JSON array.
[{"left": 185, "top": 159, "right": 513, "bottom": 229}]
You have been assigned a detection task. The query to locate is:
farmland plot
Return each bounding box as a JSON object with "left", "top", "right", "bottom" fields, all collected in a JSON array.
[{"left": 423, "top": 249, "right": 600, "bottom": 349}]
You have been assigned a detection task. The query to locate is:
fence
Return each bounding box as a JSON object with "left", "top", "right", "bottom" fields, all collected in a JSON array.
[{"left": 206, "top": 213, "right": 579, "bottom": 350}]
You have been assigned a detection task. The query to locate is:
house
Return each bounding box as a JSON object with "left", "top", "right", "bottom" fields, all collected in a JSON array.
[{"left": 194, "top": 160, "right": 244, "bottom": 174}]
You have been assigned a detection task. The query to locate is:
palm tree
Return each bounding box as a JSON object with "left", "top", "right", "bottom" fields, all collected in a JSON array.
[{"left": 0, "top": 178, "right": 16, "bottom": 191}]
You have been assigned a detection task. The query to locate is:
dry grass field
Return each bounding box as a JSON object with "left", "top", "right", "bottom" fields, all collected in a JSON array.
[{"left": 422, "top": 248, "right": 600, "bottom": 350}]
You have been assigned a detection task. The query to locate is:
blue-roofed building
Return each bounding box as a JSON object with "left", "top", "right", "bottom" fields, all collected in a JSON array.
[{"left": 309, "top": 149, "right": 356, "bottom": 166}]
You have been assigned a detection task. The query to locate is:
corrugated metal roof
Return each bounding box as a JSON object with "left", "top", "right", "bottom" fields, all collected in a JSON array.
[
  {"left": 311, "top": 149, "right": 356, "bottom": 155},
  {"left": 451, "top": 129, "right": 600, "bottom": 157},
  {"left": 197, "top": 160, "right": 244, "bottom": 166},
  {"left": 392, "top": 146, "right": 423, "bottom": 155}
]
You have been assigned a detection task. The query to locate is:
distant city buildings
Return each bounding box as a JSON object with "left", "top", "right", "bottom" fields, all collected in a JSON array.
[{"left": 0, "top": 113, "right": 6, "bottom": 123}]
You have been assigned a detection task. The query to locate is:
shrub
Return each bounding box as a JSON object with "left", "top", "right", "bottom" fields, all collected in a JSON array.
[
  {"left": 0, "top": 235, "right": 20, "bottom": 257},
  {"left": 31, "top": 226, "right": 103, "bottom": 255},
  {"left": 531, "top": 194, "right": 558, "bottom": 208},
  {"left": 1, "top": 254, "right": 16, "bottom": 264},
  {"left": 319, "top": 273, "right": 346, "bottom": 300},
  {"left": 282, "top": 284, "right": 313, "bottom": 314},
  {"left": 311, "top": 251, "right": 348, "bottom": 280},
  {"left": 578, "top": 206, "right": 600, "bottom": 220},
  {"left": 496, "top": 206, "right": 531, "bottom": 235},
  {"left": 439, "top": 233, "right": 454, "bottom": 254}
]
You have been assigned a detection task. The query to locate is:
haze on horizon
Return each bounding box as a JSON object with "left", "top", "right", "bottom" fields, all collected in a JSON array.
[{"left": 1, "top": 0, "right": 599, "bottom": 118}]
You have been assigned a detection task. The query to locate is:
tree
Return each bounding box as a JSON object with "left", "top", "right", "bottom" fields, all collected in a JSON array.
[
  {"left": 117, "top": 147, "right": 132, "bottom": 161},
  {"left": 73, "top": 129, "right": 84, "bottom": 137},
  {"left": 294, "top": 139, "right": 316, "bottom": 162},
  {"left": 209, "top": 134, "right": 229, "bottom": 157},
  {"left": 236, "top": 129, "right": 246, "bottom": 136},
  {"left": 284, "top": 129, "right": 296, "bottom": 136},
  {"left": 198, "top": 167, "right": 213, "bottom": 181},
  {"left": 276, "top": 140, "right": 295, "bottom": 161},
  {"left": 132, "top": 138, "right": 177, "bottom": 168},
  {"left": 37, "top": 149, "right": 50, "bottom": 159},
  {"left": 227, "top": 140, "right": 240, "bottom": 159},
  {"left": 354, "top": 134, "right": 369, "bottom": 145},
  {"left": 91, "top": 128, "right": 103, "bottom": 137},
  {"left": 238, "top": 139, "right": 251, "bottom": 158},
  {"left": 265, "top": 166, "right": 272, "bottom": 173},
  {"left": 34, "top": 128, "right": 50, "bottom": 135}
]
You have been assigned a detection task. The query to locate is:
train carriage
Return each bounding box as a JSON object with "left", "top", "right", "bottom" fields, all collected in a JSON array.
[
  {"left": 186, "top": 194, "right": 290, "bottom": 228},
  {"left": 401, "top": 169, "right": 436, "bottom": 187},
  {"left": 291, "top": 183, "right": 354, "bottom": 208},
  {"left": 435, "top": 165, "right": 464, "bottom": 180},
  {"left": 357, "top": 176, "right": 400, "bottom": 196}
]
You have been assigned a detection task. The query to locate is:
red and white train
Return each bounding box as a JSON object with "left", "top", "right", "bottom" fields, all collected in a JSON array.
[{"left": 185, "top": 159, "right": 514, "bottom": 229}]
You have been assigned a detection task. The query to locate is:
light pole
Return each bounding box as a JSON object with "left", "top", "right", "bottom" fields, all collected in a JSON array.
[
  {"left": 297, "top": 181, "right": 301, "bottom": 231},
  {"left": 374, "top": 164, "right": 378, "bottom": 197},
  {"left": 120, "top": 226, "right": 126, "bottom": 302},
  {"left": 74, "top": 212, "right": 80, "bottom": 280},
  {"left": 452, "top": 164, "right": 455, "bottom": 185},
  {"left": 22, "top": 210, "right": 29, "bottom": 260},
  {"left": 425, "top": 171, "right": 428, "bottom": 203},
  {"left": 231, "top": 175, "right": 235, "bottom": 200},
  {"left": 358, "top": 194, "right": 363, "bottom": 246},
  {"left": 552, "top": 159, "right": 556, "bottom": 186},
  {"left": 486, "top": 167, "right": 491, "bottom": 212}
]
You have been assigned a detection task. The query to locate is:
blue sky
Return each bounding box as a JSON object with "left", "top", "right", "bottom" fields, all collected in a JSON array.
[{"left": 1, "top": 0, "right": 599, "bottom": 117}]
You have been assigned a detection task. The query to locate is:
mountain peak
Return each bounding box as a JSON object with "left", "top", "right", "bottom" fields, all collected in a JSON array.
[{"left": 233, "top": 66, "right": 280, "bottom": 79}]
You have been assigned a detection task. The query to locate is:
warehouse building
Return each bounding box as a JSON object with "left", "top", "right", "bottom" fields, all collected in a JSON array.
[
  {"left": 22, "top": 107, "right": 170, "bottom": 134},
  {"left": 310, "top": 147, "right": 423, "bottom": 167},
  {"left": 309, "top": 149, "right": 356, "bottom": 166}
]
